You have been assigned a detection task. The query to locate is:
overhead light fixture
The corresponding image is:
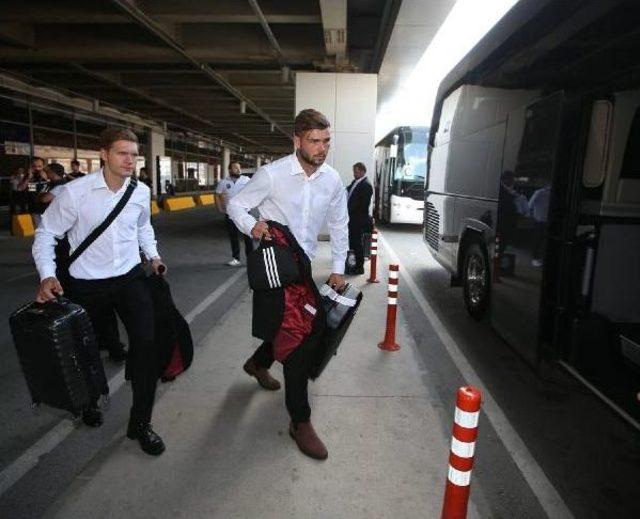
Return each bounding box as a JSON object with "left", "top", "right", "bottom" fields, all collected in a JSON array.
[{"left": 240, "top": 101, "right": 247, "bottom": 114}]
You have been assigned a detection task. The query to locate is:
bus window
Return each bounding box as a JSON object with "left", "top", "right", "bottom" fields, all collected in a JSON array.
[
  {"left": 620, "top": 108, "right": 640, "bottom": 179},
  {"left": 583, "top": 100, "right": 612, "bottom": 188}
]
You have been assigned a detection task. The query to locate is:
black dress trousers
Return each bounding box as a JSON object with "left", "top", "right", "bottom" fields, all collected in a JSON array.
[{"left": 71, "top": 265, "right": 158, "bottom": 423}]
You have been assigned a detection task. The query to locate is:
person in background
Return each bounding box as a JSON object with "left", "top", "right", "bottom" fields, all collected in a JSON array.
[
  {"left": 138, "top": 166, "right": 152, "bottom": 189},
  {"left": 38, "top": 163, "right": 68, "bottom": 206},
  {"left": 528, "top": 183, "right": 551, "bottom": 267},
  {"left": 345, "top": 162, "right": 373, "bottom": 275},
  {"left": 68, "top": 159, "right": 85, "bottom": 180},
  {"left": 9, "top": 167, "right": 29, "bottom": 216},
  {"left": 28, "top": 157, "right": 50, "bottom": 226},
  {"left": 216, "top": 162, "right": 253, "bottom": 267}
]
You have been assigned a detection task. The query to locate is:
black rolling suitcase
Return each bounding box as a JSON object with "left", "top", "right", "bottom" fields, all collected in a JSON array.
[{"left": 10, "top": 298, "right": 108, "bottom": 416}]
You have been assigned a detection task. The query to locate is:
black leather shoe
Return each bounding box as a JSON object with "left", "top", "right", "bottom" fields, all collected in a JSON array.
[
  {"left": 127, "top": 422, "right": 166, "bottom": 456},
  {"left": 82, "top": 404, "right": 104, "bottom": 427}
]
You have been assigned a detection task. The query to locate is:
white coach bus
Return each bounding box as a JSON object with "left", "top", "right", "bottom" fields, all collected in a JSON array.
[{"left": 424, "top": 0, "right": 640, "bottom": 425}]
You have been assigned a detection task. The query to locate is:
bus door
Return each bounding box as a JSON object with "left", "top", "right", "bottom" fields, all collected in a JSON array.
[
  {"left": 492, "top": 92, "right": 565, "bottom": 366},
  {"left": 380, "top": 156, "right": 394, "bottom": 222}
]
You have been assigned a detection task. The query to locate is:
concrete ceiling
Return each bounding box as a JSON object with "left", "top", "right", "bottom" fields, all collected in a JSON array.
[
  {"left": 0, "top": 0, "right": 406, "bottom": 154},
  {"left": 0, "top": 0, "right": 456, "bottom": 154},
  {"left": 377, "top": 0, "right": 456, "bottom": 111}
]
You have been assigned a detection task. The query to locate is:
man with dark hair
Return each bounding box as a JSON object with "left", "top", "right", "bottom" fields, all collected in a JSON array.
[
  {"left": 346, "top": 162, "right": 373, "bottom": 275},
  {"left": 228, "top": 108, "right": 348, "bottom": 460},
  {"left": 138, "top": 166, "right": 152, "bottom": 188},
  {"left": 68, "top": 159, "right": 85, "bottom": 180},
  {"left": 216, "top": 162, "right": 252, "bottom": 266},
  {"left": 38, "top": 163, "right": 67, "bottom": 206},
  {"left": 32, "top": 126, "right": 167, "bottom": 456}
]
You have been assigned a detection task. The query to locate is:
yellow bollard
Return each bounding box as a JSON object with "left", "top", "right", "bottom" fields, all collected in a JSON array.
[{"left": 12, "top": 214, "right": 35, "bottom": 237}]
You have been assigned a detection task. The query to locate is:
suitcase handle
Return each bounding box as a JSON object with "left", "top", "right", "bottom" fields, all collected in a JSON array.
[{"left": 33, "top": 295, "right": 68, "bottom": 309}]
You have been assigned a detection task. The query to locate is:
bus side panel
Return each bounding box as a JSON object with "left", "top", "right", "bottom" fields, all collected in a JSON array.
[
  {"left": 445, "top": 127, "right": 502, "bottom": 198},
  {"left": 425, "top": 192, "right": 457, "bottom": 272}
]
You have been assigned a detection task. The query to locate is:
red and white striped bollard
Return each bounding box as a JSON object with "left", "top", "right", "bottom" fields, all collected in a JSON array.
[
  {"left": 378, "top": 264, "right": 400, "bottom": 351},
  {"left": 441, "top": 386, "right": 482, "bottom": 519},
  {"left": 367, "top": 229, "right": 380, "bottom": 283}
]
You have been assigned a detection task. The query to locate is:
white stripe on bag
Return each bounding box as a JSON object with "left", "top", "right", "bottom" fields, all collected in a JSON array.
[
  {"left": 268, "top": 247, "right": 281, "bottom": 287},
  {"left": 263, "top": 249, "right": 275, "bottom": 288}
]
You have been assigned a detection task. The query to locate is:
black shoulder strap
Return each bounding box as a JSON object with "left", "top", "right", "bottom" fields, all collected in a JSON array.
[{"left": 68, "top": 178, "right": 138, "bottom": 266}]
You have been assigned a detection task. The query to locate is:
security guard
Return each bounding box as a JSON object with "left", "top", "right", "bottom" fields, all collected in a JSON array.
[{"left": 216, "top": 162, "right": 253, "bottom": 266}]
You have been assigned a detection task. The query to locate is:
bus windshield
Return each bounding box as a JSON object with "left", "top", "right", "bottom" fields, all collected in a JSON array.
[{"left": 394, "top": 141, "right": 427, "bottom": 182}]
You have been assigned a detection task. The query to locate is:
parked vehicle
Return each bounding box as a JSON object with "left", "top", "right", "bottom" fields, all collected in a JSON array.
[
  {"left": 424, "top": 0, "right": 640, "bottom": 424},
  {"left": 374, "top": 126, "right": 427, "bottom": 224}
]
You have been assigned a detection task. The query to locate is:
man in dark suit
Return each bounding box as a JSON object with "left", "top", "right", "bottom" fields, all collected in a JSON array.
[{"left": 346, "top": 162, "right": 373, "bottom": 275}]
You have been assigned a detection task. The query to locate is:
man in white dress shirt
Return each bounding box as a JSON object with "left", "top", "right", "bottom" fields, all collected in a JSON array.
[
  {"left": 32, "top": 127, "right": 167, "bottom": 456},
  {"left": 228, "top": 109, "right": 349, "bottom": 460},
  {"left": 215, "top": 162, "right": 253, "bottom": 266}
]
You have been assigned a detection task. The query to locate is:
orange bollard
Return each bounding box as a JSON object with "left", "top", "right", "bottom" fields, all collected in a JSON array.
[
  {"left": 367, "top": 230, "right": 380, "bottom": 283},
  {"left": 378, "top": 264, "right": 400, "bottom": 351},
  {"left": 492, "top": 234, "right": 501, "bottom": 284},
  {"left": 441, "top": 386, "right": 482, "bottom": 519}
]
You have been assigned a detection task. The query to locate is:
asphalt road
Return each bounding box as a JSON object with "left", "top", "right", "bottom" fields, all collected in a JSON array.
[{"left": 0, "top": 213, "right": 638, "bottom": 518}]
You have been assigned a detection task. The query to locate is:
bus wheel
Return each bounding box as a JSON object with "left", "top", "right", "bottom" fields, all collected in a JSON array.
[{"left": 463, "top": 241, "right": 489, "bottom": 320}]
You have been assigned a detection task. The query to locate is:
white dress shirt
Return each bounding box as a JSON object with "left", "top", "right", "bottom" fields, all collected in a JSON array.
[
  {"left": 215, "top": 174, "right": 250, "bottom": 214},
  {"left": 227, "top": 153, "right": 349, "bottom": 274},
  {"left": 33, "top": 171, "right": 159, "bottom": 281}
]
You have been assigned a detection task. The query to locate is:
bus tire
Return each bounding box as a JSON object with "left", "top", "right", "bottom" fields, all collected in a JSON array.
[{"left": 462, "top": 241, "right": 490, "bottom": 320}]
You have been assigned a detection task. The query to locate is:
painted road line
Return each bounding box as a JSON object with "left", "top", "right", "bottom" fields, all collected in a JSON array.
[
  {"left": 184, "top": 268, "right": 246, "bottom": 322},
  {"left": 0, "top": 269, "right": 247, "bottom": 498},
  {"left": 378, "top": 233, "right": 574, "bottom": 519}
]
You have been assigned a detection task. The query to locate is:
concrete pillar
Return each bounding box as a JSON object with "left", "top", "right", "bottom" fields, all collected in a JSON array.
[
  {"left": 256, "top": 155, "right": 262, "bottom": 168},
  {"left": 146, "top": 129, "right": 165, "bottom": 196},
  {"left": 222, "top": 147, "right": 231, "bottom": 178}
]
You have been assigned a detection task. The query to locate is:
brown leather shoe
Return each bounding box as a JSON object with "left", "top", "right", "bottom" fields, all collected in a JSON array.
[
  {"left": 243, "top": 358, "right": 281, "bottom": 390},
  {"left": 289, "top": 421, "right": 328, "bottom": 460}
]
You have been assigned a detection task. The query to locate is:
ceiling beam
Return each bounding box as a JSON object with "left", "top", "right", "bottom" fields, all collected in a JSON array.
[
  {"left": 110, "top": 0, "right": 291, "bottom": 142},
  {"left": 0, "top": 12, "right": 320, "bottom": 24},
  {"left": 248, "top": 0, "right": 285, "bottom": 64},
  {"left": 69, "top": 63, "right": 278, "bottom": 152}
]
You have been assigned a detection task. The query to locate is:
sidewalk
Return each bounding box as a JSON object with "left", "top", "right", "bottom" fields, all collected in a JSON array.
[{"left": 43, "top": 243, "right": 478, "bottom": 519}]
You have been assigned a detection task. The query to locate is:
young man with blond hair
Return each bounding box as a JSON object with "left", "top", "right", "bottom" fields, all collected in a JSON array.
[{"left": 32, "top": 127, "right": 167, "bottom": 456}]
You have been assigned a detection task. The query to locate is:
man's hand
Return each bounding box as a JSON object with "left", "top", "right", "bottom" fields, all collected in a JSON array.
[
  {"left": 36, "top": 277, "right": 63, "bottom": 303},
  {"left": 328, "top": 273, "right": 346, "bottom": 291},
  {"left": 251, "top": 221, "right": 272, "bottom": 240},
  {"left": 151, "top": 257, "right": 167, "bottom": 275}
]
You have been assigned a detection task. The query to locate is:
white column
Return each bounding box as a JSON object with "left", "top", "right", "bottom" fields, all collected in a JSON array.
[
  {"left": 222, "top": 147, "right": 231, "bottom": 178},
  {"left": 146, "top": 129, "right": 165, "bottom": 196},
  {"left": 256, "top": 155, "right": 262, "bottom": 168}
]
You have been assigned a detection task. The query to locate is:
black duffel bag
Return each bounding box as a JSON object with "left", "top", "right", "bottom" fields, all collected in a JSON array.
[{"left": 308, "top": 282, "right": 363, "bottom": 380}]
